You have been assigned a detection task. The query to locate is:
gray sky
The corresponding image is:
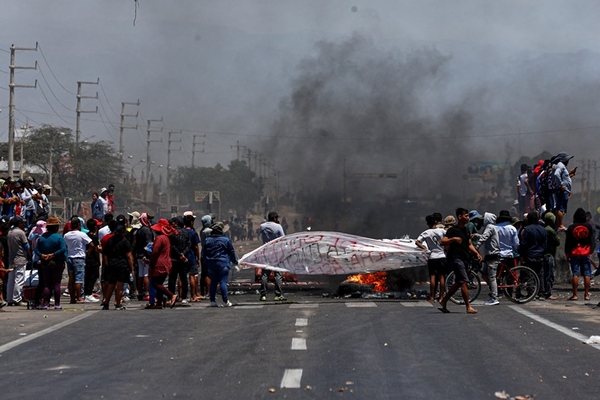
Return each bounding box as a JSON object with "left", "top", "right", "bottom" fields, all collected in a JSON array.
[{"left": 2, "top": 1, "right": 600, "bottom": 197}]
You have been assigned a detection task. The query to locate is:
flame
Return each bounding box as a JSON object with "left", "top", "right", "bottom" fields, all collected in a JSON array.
[{"left": 346, "top": 272, "right": 388, "bottom": 292}]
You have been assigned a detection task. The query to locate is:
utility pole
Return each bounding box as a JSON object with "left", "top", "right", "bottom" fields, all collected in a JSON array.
[
  {"left": 76, "top": 78, "right": 99, "bottom": 148},
  {"left": 167, "top": 130, "right": 182, "bottom": 188},
  {"left": 244, "top": 149, "right": 253, "bottom": 172},
  {"left": 191, "top": 134, "right": 205, "bottom": 168},
  {"left": 8, "top": 43, "right": 38, "bottom": 178},
  {"left": 17, "top": 122, "right": 31, "bottom": 179},
  {"left": 146, "top": 118, "right": 163, "bottom": 201},
  {"left": 230, "top": 141, "right": 246, "bottom": 161},
  {"left": 119, "top": 100, "right": 140, "bottom": 162}
]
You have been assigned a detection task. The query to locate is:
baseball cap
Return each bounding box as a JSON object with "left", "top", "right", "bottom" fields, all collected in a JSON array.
[
  {"left": 183, "top": 211, "right": 196, "bottom": 218},
  {"left": 468, "top": 210, "right": 483, "bottom": 221}
]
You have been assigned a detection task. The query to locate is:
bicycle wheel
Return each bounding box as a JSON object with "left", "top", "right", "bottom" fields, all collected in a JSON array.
[
  {"left": 446, "top": 269, "right": 481, "bottom": 305},
  {"left": 502, "top": 266, "right": 540, "bottom": 304}
]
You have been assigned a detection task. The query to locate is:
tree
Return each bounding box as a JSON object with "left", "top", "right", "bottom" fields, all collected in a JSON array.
[
  {"left": 171, "top": 160, "right": 263, "bottom": 217},
  {"left": 23, "top": 124, "right": 123, "bottom": 199}
]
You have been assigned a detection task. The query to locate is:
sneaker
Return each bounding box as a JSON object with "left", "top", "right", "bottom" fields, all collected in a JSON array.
[
  {"left": 53, "top": 305, "right": 62, "bottom": 310},
  {"left": 114, "top": 305, "right": 126, "bottom": 310},
  {"left": 210, "top": 301, "right": 218, "bottom": 307},
  {"left": 484, "top": 298, "right": 500, "bottom": 306},
  {"left": 0, "top": 301, "right": 7, "bottom": 308},
  {"left": 223, "top": 300, "right": 233, "bottom": 307},
  {"left": 15, "top": 300, "right": 29, "bottom": 307},
  {"left": 274, "top": 295, "right": 287, "bottom": 301},
  {"left": 102, "top": 304, "right": 109, "bottom": 310},
  {"left": 85, "top": 295, "right": 99, "bottom": 303},
  {"left": 121, "top": 296, "right": 130, "bottom": 303},
  {"left": 181, "top": 299, "right": 189, "bottom": 304},
  {"left": 259, "top": 295, "right": 267, "bottom": 301}
]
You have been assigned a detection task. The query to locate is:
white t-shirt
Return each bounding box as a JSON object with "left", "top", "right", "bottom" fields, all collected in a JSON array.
[
  {"left": 98, "top": 225, "right": 111, "bottom": 242},
  {"left": 64, "top": 229, "right": 92, "bottom": 258},
  {"left": 416, "top": 228, "right": 446, "bottom": 259}
]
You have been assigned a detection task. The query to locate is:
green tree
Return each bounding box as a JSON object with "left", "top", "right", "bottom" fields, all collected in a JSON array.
[
  {"left": 171, "top": 160, "right": 262, "bottom": 216},
  {"left": 23, "top": 124, "right": 123, "bottom": 199}
]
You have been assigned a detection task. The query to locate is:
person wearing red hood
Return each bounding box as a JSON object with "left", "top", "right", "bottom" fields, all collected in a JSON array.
[
  {"left": 565, "top": 207, "right": 594, "bottom": 301},
  {"left": 149, "top": 219, "right": 177, "bottom": 308}
]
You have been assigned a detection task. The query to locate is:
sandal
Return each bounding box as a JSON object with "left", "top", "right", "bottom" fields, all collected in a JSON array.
[{"left": 567, "top": 296, "right": 578, "bottom": 301}]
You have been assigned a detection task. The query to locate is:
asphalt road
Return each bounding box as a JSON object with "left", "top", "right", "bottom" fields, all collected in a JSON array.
[{"left": 2, "top": 289, "right": 600, "bottom": 400}]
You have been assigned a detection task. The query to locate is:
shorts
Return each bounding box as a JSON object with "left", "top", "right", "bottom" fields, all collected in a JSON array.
[
  {"left": 189, "top": 262, "right": 199, "bottom": 275},
  {"left": 555, "top": 190, "right": 569, "bottom": 213},
  {"left": 67, "top": 257, "right": 86, "bottom": 283},
  {"left": 427, "top": 258, "right": 447, "bottom": 276},
  {"left": 450, "top": 258, "right": 469, "bottom": 284},
  {"left": 137, "top": 258, "right": 149, "bottom": 277},
  {"left": 105, "top": 266, "right": 130, "bottom": 285},
  {"left": 570, "top": 256, "right": 592, "bottom": 277}
]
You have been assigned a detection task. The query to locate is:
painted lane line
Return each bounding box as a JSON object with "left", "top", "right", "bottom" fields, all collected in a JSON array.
[
  {"left": 345, "top": 302, "right": 377, "bottom": 308},
  {"left": 235, "top": 305, "right": 264, "bottom": 309},
  {"left": 401, "top": 301, "right": 434, "bottom": 307},
  {"left": 280, "top": 368, "right": 303, "bottom": 388},
  {"left": 509, "top": 305, "right": 600, "bottom": 351},
  {"left": 289, "top": 304, "right": 319, "bottom": 308},
  {"left": 295, "top": 318, "right": 308, "bottom": 326},
  {"left": 291, "top": 338, "right": 307, "bottom": 350},
  {"left": 0, "top": 311, "right": 99, "bottom": 355}
]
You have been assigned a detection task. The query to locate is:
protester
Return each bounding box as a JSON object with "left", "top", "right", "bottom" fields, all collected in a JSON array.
[
  {"left": 259, "top": 211, "right": 286, "bottom": 301},
  {"left": 496, "top": 210, "right": 520, "bottom": 268},
  {"left": 183, "top": 212, "right": 202, "bottom": 302},
  {"left": 553, "top": 152, "right": 576, "bottom": 231},
  {"left": 134, "top": 212, "right": 153, "bottom": 301},
  {"left": 149, "top": 219, "right": 177, "bottom": 309},
  {"left": 64, "top": 217, "right": 92, "bottom": 304},
  {"left": 0, "top": 243, "right": 9, "bottom": 308},
  {"left": 168, "top": 217, "right": 191, "bottom": 303},
  {"left": 203, "top": 221, "right": 238, "bottom": 307},
  {"left": 438, "top": 208, "right": 482, "bottom": 314},
  {"left": 35, "top": 217, "right": 67, "bottom": 310},
  {"left": 542, "top": 212, "right": 559, "bottom": 300},
  {"left": 199, "top": 214, "right": 213, "bottom": 298},
  {"left": 415, "top": 214, "right": 447, "bottom": 302},
  {"left": 6, "top": 216, "right": 30, "bottom": 306},
  {"left": 519, "top": 211, "right": 547, "bottom": 300},
  {"left": 84, "top": 219, "right": 101, "bottom": 303},
  {"left": 565, "top": 208, "right": 594, "bottom": 301},
  {"left": 101, "top": 224, "right": 134, "bottom": 310},
  {"left": 474, "top": 212, "right": 501, "bottom": 305}
]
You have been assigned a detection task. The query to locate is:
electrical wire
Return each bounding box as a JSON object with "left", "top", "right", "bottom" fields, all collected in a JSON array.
[
  {"left": 97, "top": 78, "right": 119, "bottom": 118},
  {"left": 37, "top": 64, "right": 74, "bottom": 111},
  {"left": 36, "top": 83, "right": 72, "bottom": 125},
  {"left": 38, "top": 44, "right": 75, "bottom": 95}
]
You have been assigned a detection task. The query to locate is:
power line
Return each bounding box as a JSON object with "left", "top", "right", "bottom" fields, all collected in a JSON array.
[
  {"left": 98, "top": 78, "right": 119, "bottom": 118},
  {"left": 37, "top": 83, "right": 72, "bottom": 125},
  {"left": 38, "top": 44, "right": 75, "bottom": 95},
  {"left": 37, "top": 64, "right": 73, "bottom": 111}
]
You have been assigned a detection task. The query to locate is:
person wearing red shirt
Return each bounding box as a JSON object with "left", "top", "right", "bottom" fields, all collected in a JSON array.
[
  {"left": 565, "top": 207, "right": 595, "bottom": 301},
  {"left": 149, "top": 221, "right": 177, "bottom": 308}
]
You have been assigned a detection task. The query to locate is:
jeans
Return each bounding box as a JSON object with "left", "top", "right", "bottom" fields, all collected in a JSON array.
[
  {"left": 542, "top": 255, "right": 555, "bottom": 298},
  {"left": 67, "top": 257, "right": 86, "bottom": 283},
  {"left": 6, "top": 263, "right": 27, "bottom": 303},
  {"left": 260, "top": 269, "right": 283, "bottom": 296},
  {"left": 208, "top": 266, "right": 230, "bottom": 302}
]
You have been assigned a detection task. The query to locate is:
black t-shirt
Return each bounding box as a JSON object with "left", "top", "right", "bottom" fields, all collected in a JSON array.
[
  {"left": 104, "top": 235, "right": 132, "bottom": 270},
  {"left": 445, "top": 225, "right": 471, "bottom": 262},
  {"left": 86, "top": 231, "right": 100, "bottom": 267}
]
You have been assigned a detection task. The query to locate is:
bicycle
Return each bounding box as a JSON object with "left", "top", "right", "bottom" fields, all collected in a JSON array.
[{"left": 446, "top": 257, "right": 540, "bottom": 305}]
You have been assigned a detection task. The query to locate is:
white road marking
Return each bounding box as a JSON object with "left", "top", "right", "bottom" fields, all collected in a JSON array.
[
  {"left": 295, "top": 318, "right": 308, "bottom": 326},
  {"left": 345, "top": 302, "right": 377, "bottom": 307},
  {"left": 289, "top": 304, "right": 319, "bottom": 308},
  {"left": 401, "top": 301, "right": 434, "bottom": 307},
  {"left": 509, "top": 306, "right": 600, "bottom": 351},
  {"left": 291, "top": 338, "right": 307, "bottom": 350},
  {"left": 236, "top": 305, "right": 264, "bottom": 309},
  {"left": 280, "top": 368, "right": 303, "bottom": 388},
  {"left": 0, "top": 311, "right": 99, "bottom": 355}
]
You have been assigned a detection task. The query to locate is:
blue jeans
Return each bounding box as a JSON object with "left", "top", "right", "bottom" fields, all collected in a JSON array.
[
  {"left": 570, "top": 256, "right": 592, "bottom": 277},
  {"left": 67, "top": 257, "right": 86, "bottom": 284},
  {"left": 208, "top": 266, "right": 230, "bottom": 302}
]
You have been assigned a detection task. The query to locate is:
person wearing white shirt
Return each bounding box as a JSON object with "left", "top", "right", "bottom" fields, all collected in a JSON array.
[{"left": 64, "top": 217, "right": 92, "bottom": 304}]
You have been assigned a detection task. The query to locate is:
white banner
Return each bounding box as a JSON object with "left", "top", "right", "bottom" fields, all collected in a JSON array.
[{"left": 239, "top": 231, "right": 428, "bottom": 275}]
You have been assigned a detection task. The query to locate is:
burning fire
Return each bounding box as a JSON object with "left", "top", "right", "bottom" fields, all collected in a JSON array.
[{"left": 346, "top": 272, "right": 388, "bottom": 292}]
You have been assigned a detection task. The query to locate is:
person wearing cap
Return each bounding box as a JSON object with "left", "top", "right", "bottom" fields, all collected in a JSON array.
[
  {"left": 83, "top": 219, "right": 101, "bottom": 303},
  {"left": 6, "top": 216, "right": 31, "bottom": 306},
  {"left": 466, "top": 210, "right": 483, "bottom": 248},
  {"left": 64, "top": 217, "right": 92, "bottom": 304},
  {"left": 443, "top": 215, "right": 456, "bottom": 230},
  {"left": 259, "top": 211, "right": 286, "bottom": 301},
  {"left": 438, "top": 207, "right": 482, "bottom": 314},
  {"left": 203, "top": 221, "right": 238, "bottom": 307},
  {"left": 21, "top": 176, "right": 41, "bottom": 232},
  {"left": 167, "top": 217, "right": 191, "bottom": 304},
  {"left": 35, "top": 217, "right": 67, "bottom": 309},
  {"left": 39, "top": 184, "right": 52, "bottom": 217},
  {"left": 553, "top": 151, "right": 577, "bottom": 230}
]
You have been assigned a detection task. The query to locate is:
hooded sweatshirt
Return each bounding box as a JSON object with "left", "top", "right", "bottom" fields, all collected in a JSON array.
[{"left": 474, "top": 212, "right": 500, "bottom": 259}]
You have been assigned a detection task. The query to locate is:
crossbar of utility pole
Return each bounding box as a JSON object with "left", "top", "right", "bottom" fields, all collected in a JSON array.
[
  {"left": 76, "top": 78, "right": 99, "bottom": 148},
  {"left": 119, "top": 100, "right": 140, "bottom": 162},
  {"left": 167, "top": 130, "right": 182, "bottom": 187},
  {"left": 7, "top": 42, "right": 38, "bottom": 178}
]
